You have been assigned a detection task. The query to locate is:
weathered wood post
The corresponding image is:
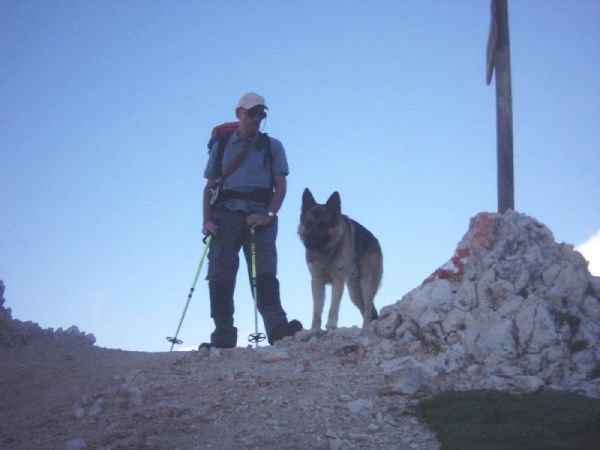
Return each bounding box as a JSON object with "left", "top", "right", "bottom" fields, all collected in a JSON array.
[{"left": 486, "top": 0, "right": 514, "bottom": 213}]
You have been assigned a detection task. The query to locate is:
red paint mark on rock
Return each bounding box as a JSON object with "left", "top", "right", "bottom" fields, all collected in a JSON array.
[
  {"left": 422, "top": 247, "right": 471, "bottom": 285},
  {"left": 422, "top": 213, "right": 496, "bottom": 285},
  {"left": 470, "top": 213, "right": 495, "bottom": 251}
]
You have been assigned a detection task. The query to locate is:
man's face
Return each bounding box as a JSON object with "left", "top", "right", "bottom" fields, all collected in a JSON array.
[{"left": 238, "top": 106, "right": 267, "bottom": 137}]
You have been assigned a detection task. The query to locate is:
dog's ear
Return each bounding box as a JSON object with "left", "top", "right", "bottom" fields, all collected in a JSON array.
[
  {"left": 301, "top": 188, "right": 316, "bottom": 213},
  {"left": 326, "top": 191, "right": 341, "bottom": 215}
]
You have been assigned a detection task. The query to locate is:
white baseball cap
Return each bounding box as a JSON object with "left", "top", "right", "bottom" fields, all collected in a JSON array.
[{"left": 236, "top": 92, "right": 268, "bottom": 110}]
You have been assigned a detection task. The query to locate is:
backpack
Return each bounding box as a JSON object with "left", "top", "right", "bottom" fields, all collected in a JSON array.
[{"left": 207, "top": 122, "right": 273, "bottom": 169}]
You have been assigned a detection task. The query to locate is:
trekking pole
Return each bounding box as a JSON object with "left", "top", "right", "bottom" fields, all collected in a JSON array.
[
  {"left": 166, "top": 235, "right": 212, "bottom": 351},
  {"left": 248, "top": 228, "right": 266, "bottom": 347}
]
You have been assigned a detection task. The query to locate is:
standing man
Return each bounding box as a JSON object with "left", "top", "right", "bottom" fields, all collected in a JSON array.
[{"left": 200, "top": 92, "right": 302, "bottom": 349}]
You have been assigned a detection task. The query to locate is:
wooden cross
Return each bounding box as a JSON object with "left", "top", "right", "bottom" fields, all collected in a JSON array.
[{"left": 486, "top": 0, "right": 514, "bottom": 213}]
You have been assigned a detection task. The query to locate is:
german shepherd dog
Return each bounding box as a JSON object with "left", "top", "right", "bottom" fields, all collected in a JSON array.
[{"left": 298, "top": 188, "right": 383, "bottom": 332}]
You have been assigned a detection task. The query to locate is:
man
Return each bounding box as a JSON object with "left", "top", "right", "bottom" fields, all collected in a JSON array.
[{"left": 200, "top": 92, "right": 302, "bottom": 348}]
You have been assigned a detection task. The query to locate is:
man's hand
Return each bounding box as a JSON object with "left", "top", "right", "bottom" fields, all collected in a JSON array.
[
  {"left": 202, "top": 220, "right": 218, "bottom": 237},
  {"left": 245, "top": 213, "right": 273, "bottom": 229}
]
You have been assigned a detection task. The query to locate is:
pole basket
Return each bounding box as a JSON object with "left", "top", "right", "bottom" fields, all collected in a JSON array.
[{"left": 248, "top": 332, "right": 266, "bottom": 344}]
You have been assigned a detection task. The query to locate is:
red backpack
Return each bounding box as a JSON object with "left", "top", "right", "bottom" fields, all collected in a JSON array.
[
  {"left": 206, "top": 122, "right": 273, "bottom": 168},
  {"left": 207, "top": 122, "right": 238, "bottom": 151}
]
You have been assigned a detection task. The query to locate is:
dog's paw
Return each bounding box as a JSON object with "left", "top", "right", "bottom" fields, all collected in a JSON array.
[
  {"left": 362, "top": 319, "right": 377, "bottom": 330},
  {"left": 296, "top": 328, "right": 322, "bottom": 341},
  {"left": 305, "top": 327, "right": 328, "bottom": 339}
]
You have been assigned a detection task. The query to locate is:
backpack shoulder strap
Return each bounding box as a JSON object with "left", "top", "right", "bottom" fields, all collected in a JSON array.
[
  {"left": 216, "top": 131, "right": 272, "bottom": 170},
  {"left": 216, "top": 131, "right": 233, "bottom": 167},
  {"left": 257, "top": 132, "right": 273, "bottom": 167}
]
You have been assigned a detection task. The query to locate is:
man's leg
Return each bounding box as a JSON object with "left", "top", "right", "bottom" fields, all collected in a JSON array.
[
  {"left": 202, "top": 211, "right": 246, "bottom": 349},
  {"left": 255, "top": 273, "right": 287, "bottom": 341},
  {"left": 207, "top": 280, "right": 237, "bottom": 348},
  {"left": 244, "top": 218, "right": 302, "bottom": 344}
]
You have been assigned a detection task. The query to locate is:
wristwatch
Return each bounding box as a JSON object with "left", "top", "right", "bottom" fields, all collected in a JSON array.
[{"left": 266, "top": 211, "right": 276, "bottom": 218}]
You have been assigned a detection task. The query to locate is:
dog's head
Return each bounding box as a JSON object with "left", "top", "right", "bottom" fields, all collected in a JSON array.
[{"left": 298, "top": 188, "right": 343, "bottom": 261}]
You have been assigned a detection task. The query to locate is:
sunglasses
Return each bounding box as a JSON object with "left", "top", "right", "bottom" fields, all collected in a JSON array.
[{"left": 246, "top": 107, "right": 267, "bottom": 119}]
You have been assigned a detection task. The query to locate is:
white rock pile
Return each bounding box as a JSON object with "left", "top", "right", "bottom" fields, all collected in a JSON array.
[{"left": 373, "top": 210, "right": 600, "bottom": 398}]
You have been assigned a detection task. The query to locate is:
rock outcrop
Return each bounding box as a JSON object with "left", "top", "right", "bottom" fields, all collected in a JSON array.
[
  {"left": 0, "top": 279, "right": 96, "bottom": 349},
  {"left": 375, "top": 211, "right": 600, "bottom": 398}
]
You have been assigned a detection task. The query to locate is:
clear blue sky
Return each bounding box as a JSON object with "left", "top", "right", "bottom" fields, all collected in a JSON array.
[{"left": 1, "top": 1, "right": 598, "bottom": 352}]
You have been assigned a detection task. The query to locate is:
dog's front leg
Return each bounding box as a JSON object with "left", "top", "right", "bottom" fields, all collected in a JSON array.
[
  {"left": 310, "top": 277, "right": 326, "bottom": 332},
  {"left": 326, "top": 279, "right": 345, "bottom": 330},
  {"left": 362, "top": 297, "right": 373, "bottom": 328}
]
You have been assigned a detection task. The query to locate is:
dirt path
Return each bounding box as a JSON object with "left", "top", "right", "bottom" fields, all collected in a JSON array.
[{"left": 0, "top": 330, "right": 439, "bottom": 450}]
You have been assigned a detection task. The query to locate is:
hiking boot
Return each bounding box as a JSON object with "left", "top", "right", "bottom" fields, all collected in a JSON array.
[
  {"left": 198, "top": 326, "right": 237, "bottom": 350},
  {"left": 269, "top": 319, "right": 303, "bottom": 344},
  {"left": 198, "top": 340, "right": 236, "bottom": 350}
]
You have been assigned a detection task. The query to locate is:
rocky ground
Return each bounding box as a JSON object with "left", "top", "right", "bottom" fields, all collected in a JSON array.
[
  {"left": 0, "top": 319, "right": 439, "bottom": 450},
  {"left": 2, "top": 210, "right": 599, "bottom": 450}
]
